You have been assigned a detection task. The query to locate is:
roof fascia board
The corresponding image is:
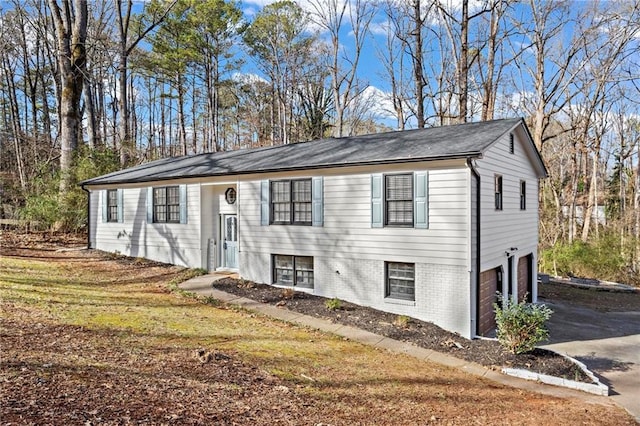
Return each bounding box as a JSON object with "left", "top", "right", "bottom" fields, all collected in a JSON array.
[
  {"left": 512, "top": 119, "right": 548, "bottom": 178},
  {"left": 81, "top": 153, "right": 483, "bottom": 188}
]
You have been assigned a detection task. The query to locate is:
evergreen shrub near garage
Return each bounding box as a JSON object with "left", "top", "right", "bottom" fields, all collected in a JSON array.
[{"left": 494, "top": 295, "right": 553, "bottom": 355}]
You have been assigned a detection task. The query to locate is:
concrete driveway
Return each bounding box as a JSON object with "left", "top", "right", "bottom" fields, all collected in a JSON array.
[{"left": 541, "top": 298, "right": 640, "bottom": 421}]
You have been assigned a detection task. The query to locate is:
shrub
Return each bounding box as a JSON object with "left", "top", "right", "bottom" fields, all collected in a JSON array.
[
  {"left": 393, "top": 315, "right": 411, "bottom": 328},
  {"left": 18, "top": 146, "right": 121, "bottom": 232},
  {"left": 539, "top": 233, "right": 638, "bottom": 285},
  {"left": 493, "top": 295, "right": 553, "bottom": 355},
  {"left": 281, "top": 288, "right": 295, "bottom": 299},
  {"left": 325, "top": 297, "right": 341, "bottom": 311}
]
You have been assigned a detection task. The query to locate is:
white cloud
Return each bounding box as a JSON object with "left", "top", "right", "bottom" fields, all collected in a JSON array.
[
  {"left": 231, "top": 72, "right": 269, "bottom": 85},
  {"left": 356, "top": 85, "right": 399, "bottom": 121},
  {"left": 369, "top": 20, "right": 391, "bottom": 36}
]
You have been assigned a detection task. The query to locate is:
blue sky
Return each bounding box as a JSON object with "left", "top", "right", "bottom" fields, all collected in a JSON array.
[
  {"left": 240, "top": 0, "right": 532, "bottom": 125},
  {"left": 238, "top": 0, "right": 639, "bottom": 129}
]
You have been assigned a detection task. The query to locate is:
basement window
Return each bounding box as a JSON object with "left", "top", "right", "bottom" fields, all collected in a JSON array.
[
  {"left": 273, "top": 255, "right": 314, "bottom": 289},
  {"left": 386, "top": 262, "right": 415, "bottom": 301}
]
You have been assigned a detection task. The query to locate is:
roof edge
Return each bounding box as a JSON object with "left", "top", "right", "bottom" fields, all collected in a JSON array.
[{"left": 81, "top": 153, "right": 481, "bottom": 187}]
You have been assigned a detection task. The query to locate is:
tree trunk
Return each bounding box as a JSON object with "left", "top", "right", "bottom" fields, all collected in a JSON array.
[
  {"left": 48, "top": 0, "right": 88, "bottom": 194},
  {"left": 118, "top": 51, "right": 130, "bottom": 165},
  {"left": 457, "top": 0, "right": 468, "bottom": 123},
  {"left": 481, "top": 1, "right": 500, "bottom": 121},
  {"left": 84, "top": 77, "right": 98, "bottom": 148},
  {"left": 581, "top": 151, "right": 598, "bottom": 242},
  {"left": 412, "top": 0, "right": 425, "bottom": 128},
  {"left": 635, "top": 144, "right": 640, "bottom": 272},
  {"left": 1, "top": 48, "right": 26, "bottom": 190},
  {"left": 177, "top": 74, "right": 187, "bottom": 155}
]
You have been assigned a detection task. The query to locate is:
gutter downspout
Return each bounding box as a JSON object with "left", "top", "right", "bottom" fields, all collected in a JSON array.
[
  {"left": 467, "top": 158, "right": 481, "bottom": 338},
  {"left": 81, "top": 185, "right": 91, "bottom": 249}
]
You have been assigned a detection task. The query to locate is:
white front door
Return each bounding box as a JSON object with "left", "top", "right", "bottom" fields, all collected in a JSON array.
[{"left": 222, "top": 214, "right": 238, "bottom": 269}]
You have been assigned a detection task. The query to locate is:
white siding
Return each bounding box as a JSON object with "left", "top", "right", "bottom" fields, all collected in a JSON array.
[
  {"left": 238, "top": 161, "right": 474, "bottom": 338},
  {"left": 476, "top": 127, "right": 540, "bottom": 301},
  {"left": 238, "top": 163, "right": 470, "bottom": 265},
  {"left": 92, "top": 183, "right": 202, "bottom": 268},
  {"left": 88, "top": 190, "right": 99, "bottom": 248}
]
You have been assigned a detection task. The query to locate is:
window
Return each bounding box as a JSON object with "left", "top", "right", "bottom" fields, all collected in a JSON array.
[
  {"left": 371, "top": 172, "right": 427, "bottom": 229},
  {"left": 273, "top": 255, "right": 314, "bottom": 289},
  {"left": 386, "top": 262, "right": 415, "bottom": 301},
  {"left": 153, "top": 186, "right": 180, "bottom": 223},
  {"left": 385, "top": 174, "right": 413, "bottom": 226},
  {"left": 106, "top": 189, "right": 119, "bottom": 222},
  {"left": 270, "top": 179, "right": 312, "bottom": 225},
  {"left": 494, "top": 175, "right": 503, "bottom": 210},
  {"left": 509, "top": 133, "right": 515, "bottom": 154},
  {"left": 520, "top": 180, "right": 526, "bottom": 210}
]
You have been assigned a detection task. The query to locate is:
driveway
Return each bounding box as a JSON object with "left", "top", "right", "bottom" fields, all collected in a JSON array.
[{"left": 541, "top": 298, "right": 640, "bottom": 421}]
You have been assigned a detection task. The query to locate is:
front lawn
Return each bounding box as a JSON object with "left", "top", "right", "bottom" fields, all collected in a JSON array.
[{"left": 0, "top": 233, "right": 635, "bottom": 425}]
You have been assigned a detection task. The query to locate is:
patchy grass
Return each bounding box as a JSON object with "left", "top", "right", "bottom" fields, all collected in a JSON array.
[{"left": 0, "top": 246, "right": 636, "bottom": 425}]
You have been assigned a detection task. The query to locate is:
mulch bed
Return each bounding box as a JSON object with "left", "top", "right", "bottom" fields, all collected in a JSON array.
[{"left": 213, "top": 278, "right": 591, "bottom": 383}]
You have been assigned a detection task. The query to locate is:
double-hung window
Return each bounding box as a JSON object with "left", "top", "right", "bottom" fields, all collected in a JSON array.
[
  {"left": 385, "top": 174, "right": 414, "bottom": 226},
  {"left": 386, "top": 262, "right": 415, "bottom": 301},
  {"left": 273, "top": 255, "right": 314, "bottom": 289},
  {"left": 106, "top": 189, "right": 119, "bottom": 222},
  {"left": 153, "top": 186, "right": 180, "bottom": 223},
  {"left": 371, "top": 172, "right": 428, "bottom": 229},
  {"left": 271, "top": 179, "right": 312, "bottom": 225},
  {"left": 103, "top": 189, "right": 123, "bottom": 223}
]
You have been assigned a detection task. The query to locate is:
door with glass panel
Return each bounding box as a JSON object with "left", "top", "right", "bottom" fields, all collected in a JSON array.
[{"left": 222, "top": 214, "right": 238, "bottom": 269}]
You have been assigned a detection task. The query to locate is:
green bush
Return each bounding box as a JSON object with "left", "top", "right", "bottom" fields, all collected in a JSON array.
[
  {"left": 18, "top": 147, "right": 120, "bottom": 232},
  {"left": 325, "top": 297, "right": 341, "bottom": 311},
  {"left": 540, "top": 233, "right": 637, "bottom": 285},
  {"left": 494, "top": 295, "right": 553, "bottom": 355},
  {"left": 393, "top": 315, "right": 411, "bottom": 328}
]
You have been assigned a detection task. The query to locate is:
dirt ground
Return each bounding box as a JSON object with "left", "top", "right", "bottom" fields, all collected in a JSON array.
[
  {"left": 212, "top": 278, "right": 589, "bottom": 382},
  {"left": 1, "top": 231, "right": 637, "bottom": 425}
]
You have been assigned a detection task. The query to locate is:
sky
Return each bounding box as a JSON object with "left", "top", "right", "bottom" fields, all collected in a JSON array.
[
  {"left": 238, "top": 0, "right": 534, "bottom": 127},
  {"left": 238, "top": 0, "right": 639, "bottom": 130},
  {"left": 241, "top": 0, "right": 403, "bottom": 123},
  {"left": 2, "top": 0, "right": 637, "bottom": 131}
]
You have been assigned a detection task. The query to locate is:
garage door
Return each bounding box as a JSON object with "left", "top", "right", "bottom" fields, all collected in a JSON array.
[
  {"left": 478, "top": 268, "right": 499, "bottom": 336},
  {"left": 517, "top": 254, "right": 532, "bottom": 302}
]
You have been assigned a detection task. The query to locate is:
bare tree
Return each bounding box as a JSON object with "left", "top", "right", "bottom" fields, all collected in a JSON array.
[
  {"left": 383, "top": 0, "right": 429, "bottom": 128},
  {"left": 576, "top": 1, "right": 640, "bottom": 242},
  {"left": 435, "top": 0, "right": 492, "bottom": 123},
  {"left": 115, "top": 0, "right": 177, "bottom": 166},
  {"left": 309, "top": 0, "right": 376, "bottom": 137},
  {"left": 474, "top": 0, "right": 514, "bottom": 121},
  {"left": 376, "top": 12, "right": 409, "bottom": 130}
]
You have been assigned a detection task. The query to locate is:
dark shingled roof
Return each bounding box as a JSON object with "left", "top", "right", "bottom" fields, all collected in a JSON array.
[{"left": 82, "top": 118, "right": 538, "bottom": 186}]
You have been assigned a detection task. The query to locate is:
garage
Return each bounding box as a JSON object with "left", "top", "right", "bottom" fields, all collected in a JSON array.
[
  {"left": 478, "top": 268, "right": 501, "bottom": 336},
  {"left": 517, "top": 254, "right": 532, "bottom": 302}
]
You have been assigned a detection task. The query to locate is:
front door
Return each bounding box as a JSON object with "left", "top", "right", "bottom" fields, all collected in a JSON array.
[{"left": 222, "top": 214, "right": 238, "bottom": 269}]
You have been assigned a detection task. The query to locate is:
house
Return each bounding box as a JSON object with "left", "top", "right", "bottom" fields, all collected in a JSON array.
[{"left": 81, "top": 118, "right": 547, "bottom": 339}]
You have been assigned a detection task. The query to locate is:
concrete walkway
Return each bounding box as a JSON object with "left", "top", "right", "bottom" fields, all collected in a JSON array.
[{"left": 179, "top": 273, "right": 624, "bottom": 415}]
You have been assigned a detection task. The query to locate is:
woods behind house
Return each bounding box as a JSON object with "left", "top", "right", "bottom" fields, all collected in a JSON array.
[{"left": 1, "top": 0, "right": 639, "bottom": 284}]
